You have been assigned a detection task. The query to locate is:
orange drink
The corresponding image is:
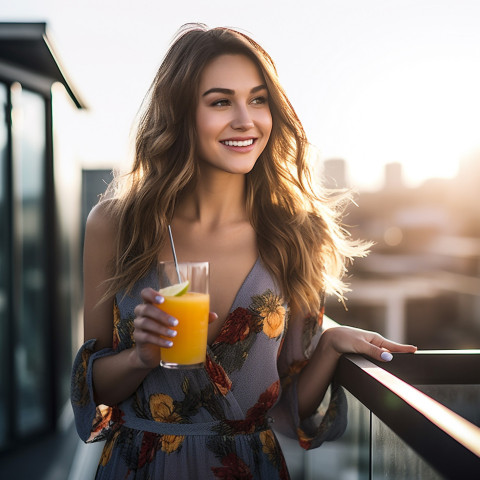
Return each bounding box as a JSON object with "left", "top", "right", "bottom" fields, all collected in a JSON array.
[
  {"left": 156, "top": 261, "right": 209, "bottom": 369},
  {"left": 159, "top": 292, "right": 210, "bottom": 368}
]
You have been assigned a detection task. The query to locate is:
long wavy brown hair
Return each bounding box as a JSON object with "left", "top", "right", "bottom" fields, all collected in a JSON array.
[{"left": 103, "top": 23, "right": 369, "bottom": 314}]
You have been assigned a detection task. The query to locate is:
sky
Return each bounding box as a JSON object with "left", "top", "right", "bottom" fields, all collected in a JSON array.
[{"left": 2, "top": 0, "right": 480, "bottom": 190}]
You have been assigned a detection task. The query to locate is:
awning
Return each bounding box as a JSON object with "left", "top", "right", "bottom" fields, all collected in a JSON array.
[{"left": 0, "top": 22, "right": 86, "bottom": 108}]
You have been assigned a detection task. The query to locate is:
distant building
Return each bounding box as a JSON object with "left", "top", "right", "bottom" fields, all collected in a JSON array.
[
  {"left": 323, "top": 158, "right": 348, "bottom": 189},
  {"left": 328, "top": 156, "right": 480, "bottom": 349},
  {"left": 384, "top": 162, "right": 404, "bottom": 191},
  {"left": 0, "top": 22, "right": 85, "bottom": 453}
]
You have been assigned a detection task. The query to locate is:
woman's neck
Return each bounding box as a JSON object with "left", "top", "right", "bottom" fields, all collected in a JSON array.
[{"left": 175, "top": 171, "right": 248, "bottom": 229}]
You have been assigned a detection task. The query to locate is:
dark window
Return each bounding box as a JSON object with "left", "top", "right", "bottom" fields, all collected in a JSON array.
[
  {"left": 11, "top": 85, "right": 49, "bottom": 436},
  {"left": 0, "top": 82, "right": 8, "bottom": 448}
]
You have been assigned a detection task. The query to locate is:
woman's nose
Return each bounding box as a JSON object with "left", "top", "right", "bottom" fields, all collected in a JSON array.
[{"left": 231, "top": 105, "right": 254, "bottom": 130}]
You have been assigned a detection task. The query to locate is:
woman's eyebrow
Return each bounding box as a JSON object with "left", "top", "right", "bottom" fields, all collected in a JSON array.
[{"left": 202, "top": 84, "right": 267, "bottom": 97}]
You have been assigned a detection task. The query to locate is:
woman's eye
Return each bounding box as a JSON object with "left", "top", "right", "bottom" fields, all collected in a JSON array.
[
  {"left": 211, "top": 99, "right": 230, "bottom": 107},
  {"left": 252, "top": 96, "right": 268, "bottom": 105}
]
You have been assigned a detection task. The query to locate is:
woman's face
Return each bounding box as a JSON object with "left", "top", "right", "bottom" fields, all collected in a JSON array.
[{"left": 195, "top": 54, "right": 272, "bottom": 175}]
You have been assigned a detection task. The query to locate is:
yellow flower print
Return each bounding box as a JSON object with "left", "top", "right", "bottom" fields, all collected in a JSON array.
[
  {"left": 99, "top": 430, "right": 120, "bottom": 466},
  {"left": 160, "top": 434, "right": 185, "bottom": 454},
  {"left": 149, "top": 394, "right": 182, "bottom": 423},
  {"left": 149, "top": 394, "right": 185, "bottom": 453},
  {"left": 262, "top": 305, "right": 285, "bottom": 338},
  {"left": 251, "top": 291, "right": 286, "bottom": 338},
  {"left": 260, "top": 430, "right": 277, "bottom": 462}
]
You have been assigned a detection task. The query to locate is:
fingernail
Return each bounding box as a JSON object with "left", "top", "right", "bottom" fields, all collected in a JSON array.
[
  {"left": 155, "top": 295, "right": 164, "bottom": 304},
  {"left": 381, "top": 352, "right": 393, "bottom": 362},
  {"left": 165, "top": 340, "right": 173, "bottom": 347},
  {"left": 169, "top": 317, "right": 178, "bottom": 327},
  {"left": 167, "top": 329, "right": 177, "bottom": 337}
]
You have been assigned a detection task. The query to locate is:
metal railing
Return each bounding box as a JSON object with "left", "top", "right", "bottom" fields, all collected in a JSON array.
[{"left": 334, "top": 350, "right": 480, "bottom": 479}]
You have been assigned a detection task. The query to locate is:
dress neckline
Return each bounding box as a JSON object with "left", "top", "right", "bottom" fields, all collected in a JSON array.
[{"left": 207, "top": 257, "right": 260, "bottom": 346}]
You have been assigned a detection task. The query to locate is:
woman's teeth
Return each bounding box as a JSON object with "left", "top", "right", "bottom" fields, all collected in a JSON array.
[{"left": 222, "top": 139, "right": 254, "bottom": 147}]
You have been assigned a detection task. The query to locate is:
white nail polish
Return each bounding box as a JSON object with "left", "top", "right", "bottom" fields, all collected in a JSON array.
[
  {"left": 381, "top": 352, "right": 393, "bottom": 362},
  {"left": 155, "top": 295, "right": 164, "bottom": 304}
]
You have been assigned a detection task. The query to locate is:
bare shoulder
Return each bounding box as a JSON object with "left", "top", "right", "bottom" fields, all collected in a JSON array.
[
  {"left": 83, "top": 200, "right": 118, "bottom": 345},
  {"left": 86, "top": 200, "right": 117, "bottom": 240},
  {"left": 84, "top": 200, "right": 118, "bottom": 285}
]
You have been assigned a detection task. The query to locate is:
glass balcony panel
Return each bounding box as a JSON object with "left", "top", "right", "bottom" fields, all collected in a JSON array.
[
  {"left": 12, "top": 86, "right": 49, "bottom": 436},
  {"left": 304, "top": 390, "right": 370, "bottom": 480},
  {"left": 0, "top": 82, "right": 8, "bottom": 448},
  {"left": 416, "top": 384, "right": 480, "bottom": 427},
  {"left": 371, "top": 413, "right": 443, "bottom": 479}
]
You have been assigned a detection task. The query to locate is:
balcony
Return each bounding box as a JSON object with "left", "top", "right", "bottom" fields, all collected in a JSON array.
[
  {"left": 1, "top": 323, "right": 478, "bottom": 479},
  {"left": 277, "top": 320, "right": 480, "bottom": 480}
]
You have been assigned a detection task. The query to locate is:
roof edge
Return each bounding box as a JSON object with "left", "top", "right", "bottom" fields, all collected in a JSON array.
[{"left": 0, "top": 21, "right": 87, "bottom": 109}]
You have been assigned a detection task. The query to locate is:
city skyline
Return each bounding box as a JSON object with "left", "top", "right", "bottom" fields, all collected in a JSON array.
[{"left": 2, "top": 0, "right": 480, "bottom": 190}]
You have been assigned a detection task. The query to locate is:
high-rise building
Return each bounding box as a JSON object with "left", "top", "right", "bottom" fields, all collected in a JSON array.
[
  {"left": 384, "top": 162, "right": 404, "bottom": 191},
  {"left": 323, "top": 158, "right": 348, "bottom": 189}
]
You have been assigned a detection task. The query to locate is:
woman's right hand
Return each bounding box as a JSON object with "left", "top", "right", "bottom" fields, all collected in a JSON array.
[
  {"left": 132, "top": 288, "right": 179, "bottom": 369},
  {"left": 132, "top": 288, "right": 219, "bottom": 370}
]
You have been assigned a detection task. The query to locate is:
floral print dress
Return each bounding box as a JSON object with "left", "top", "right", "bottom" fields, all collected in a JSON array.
[{"left": 71, "top": 258, "right": 347, "bottom": 479}]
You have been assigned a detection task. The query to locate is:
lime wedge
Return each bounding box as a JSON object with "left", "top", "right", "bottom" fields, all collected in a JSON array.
[{"left": 158, "top": 281, "right": 189, "bottom": 297}]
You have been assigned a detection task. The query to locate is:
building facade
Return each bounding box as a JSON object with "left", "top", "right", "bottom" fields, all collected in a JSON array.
[{"left": 0, "top": 22, "right": 85, "bottom": 453}]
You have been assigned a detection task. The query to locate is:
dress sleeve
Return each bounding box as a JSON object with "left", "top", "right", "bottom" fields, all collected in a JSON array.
[
  {"left": 70, "top": 339, "right": 117, "bottom": 442},
  {"left": 70, "top": 299, "right": 129, "bottom": 442},
  {"left": 270, "top": 302, "right": 348, "bottom": 450}
]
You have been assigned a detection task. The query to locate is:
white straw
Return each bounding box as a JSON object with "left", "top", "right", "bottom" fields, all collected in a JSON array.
[{"left": 167, "top": 225, "right": 181, "bottom": 283}]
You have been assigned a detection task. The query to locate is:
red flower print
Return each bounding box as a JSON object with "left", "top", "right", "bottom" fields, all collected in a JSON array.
[
  {"left": 297, "top": 428, "right": 313, "bottom": 450},
  {"left": 112, "top": 301, "right": 121, "bottom": 350},
  {"left": 225, "top": 381, "right": 280, "bottom": 434},
  {"left": 211, "top": 453, "right": 253, "bottom": 479},
  {"left": 206, "top": 355, "right": 232, "bottom": 396},
  {"left": 279, "top": 456, "right": 290, "bottom": 480},
  {"left": 138, "top": 431, "right": 161, "bottom": 469},
  {"left": 215, "top": 308, "right": 258, "bottom": 344},
  {"left": 111, "top": 405, "right": 125, "bottom": 425}
]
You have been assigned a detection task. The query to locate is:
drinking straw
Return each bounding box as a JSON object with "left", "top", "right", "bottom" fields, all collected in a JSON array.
[{"left": 167, "top": 225, "right": 182, "bottom": 283}]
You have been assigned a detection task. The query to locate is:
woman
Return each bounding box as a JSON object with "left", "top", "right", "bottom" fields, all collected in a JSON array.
[{"left": 72, "top": 24, "right": 416, "bottom": 479}]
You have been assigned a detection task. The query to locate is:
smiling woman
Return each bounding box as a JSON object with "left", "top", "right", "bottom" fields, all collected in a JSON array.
[
  {"left": 70, "top": 23, "right": 416, "bottom": 480},
  {"left": 196, "top": 54, "right": 272, "bottom": 176}
]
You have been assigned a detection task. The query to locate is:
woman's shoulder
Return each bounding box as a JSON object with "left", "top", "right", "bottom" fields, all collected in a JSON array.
[{"left": 85, "top": 199, "right": 118, "bottom": 241}]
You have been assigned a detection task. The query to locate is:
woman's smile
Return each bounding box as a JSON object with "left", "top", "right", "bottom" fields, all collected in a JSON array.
[
  {"left": 195, "top": 54, "right": 272, "bottom": 175},
  {"left": 220, "top": 137, "right": 256, "bottom": 150}
]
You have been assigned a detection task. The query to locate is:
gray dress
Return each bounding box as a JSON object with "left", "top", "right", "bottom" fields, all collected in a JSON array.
[{"left": 71, "top": 258, "right": 347, "bottom": 479}]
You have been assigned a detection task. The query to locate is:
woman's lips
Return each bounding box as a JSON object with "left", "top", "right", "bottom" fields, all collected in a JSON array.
[{"left": 220, "top": 138, "right": 257, "bottom": 152}]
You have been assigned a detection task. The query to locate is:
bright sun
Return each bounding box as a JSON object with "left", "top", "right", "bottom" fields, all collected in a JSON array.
[{"left": 313, "top": 54, "right": 480, "bottom": 191}]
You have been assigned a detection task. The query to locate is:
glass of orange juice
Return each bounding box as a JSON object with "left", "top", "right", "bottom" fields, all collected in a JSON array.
[{"left": 156, "top": 261, "right": 209, "bottom": 369}]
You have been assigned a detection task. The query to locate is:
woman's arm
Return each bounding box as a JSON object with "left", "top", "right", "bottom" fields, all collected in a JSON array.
[
  {"left": 296, "top": 325, "right": 417, "bottom": 419},
  {"left": 83, "top": 204, "right": 177, "bottom": 406}
]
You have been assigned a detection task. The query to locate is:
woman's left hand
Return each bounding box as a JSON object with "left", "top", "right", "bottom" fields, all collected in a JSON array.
[
  {"left": 297, "top": 325, "right": 416, "bottom": 419},
  {"left": 320, "top": 325, "right": 417, "bottom": 362}
]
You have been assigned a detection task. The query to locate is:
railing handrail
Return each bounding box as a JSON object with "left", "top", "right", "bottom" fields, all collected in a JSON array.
[{"left": 335, "top": 351, "right": 480, "bottom": 479}]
